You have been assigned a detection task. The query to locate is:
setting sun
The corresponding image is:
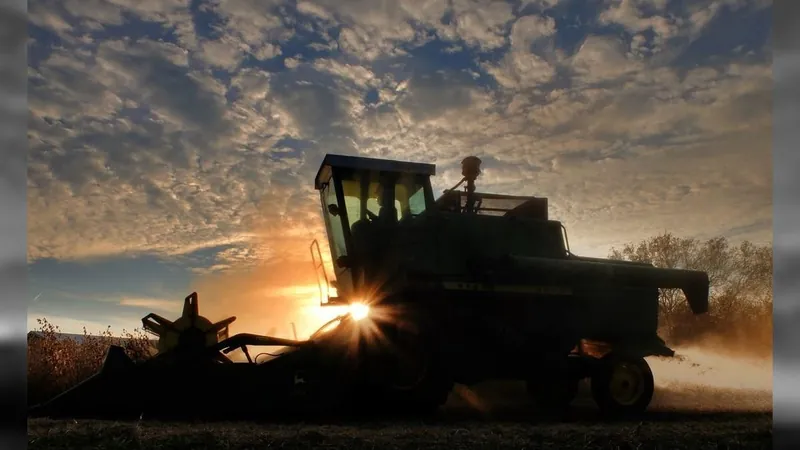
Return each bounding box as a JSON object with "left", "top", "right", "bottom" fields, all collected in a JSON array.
[{"left": 349, "top": 303, "right": 370, "bottom": 321}]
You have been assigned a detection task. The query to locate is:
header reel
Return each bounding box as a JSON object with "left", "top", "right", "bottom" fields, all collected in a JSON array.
[{"left": 141, "top": 292, "right": 237, "bottom": 359}]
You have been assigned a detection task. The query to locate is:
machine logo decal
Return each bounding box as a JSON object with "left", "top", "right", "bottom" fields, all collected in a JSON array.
[{"left": 442, "top": 282, "right": 573, "bottom": 296}]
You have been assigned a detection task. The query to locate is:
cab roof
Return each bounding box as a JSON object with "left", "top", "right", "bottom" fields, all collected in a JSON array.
[{"left": 315, "top": 154, "right": 436, "bottom": 190}]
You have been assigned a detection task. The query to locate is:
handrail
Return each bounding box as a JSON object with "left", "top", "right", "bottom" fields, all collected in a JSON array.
[
  {"left": 560, "top": 223, "right": 572, "bottom": 256},
  {"left": 309, "top": 239, "right": 330, "bottom": 305}
]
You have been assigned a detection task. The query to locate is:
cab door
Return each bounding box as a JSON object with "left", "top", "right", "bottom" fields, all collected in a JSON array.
[{"left": 319, "top": 180, "right": 355, "bottom": 299}]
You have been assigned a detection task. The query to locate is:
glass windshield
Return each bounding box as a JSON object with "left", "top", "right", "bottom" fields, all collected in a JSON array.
[
  {"left": 340, "top": 178, "right": 362, "bottom": 230},
  {"left": 395, "top": 173, "right": 428, "bottom": 220},
  {"left": 337, "top": 169, "right": 404, "bottom": 228},
  {"left": 321, "top": 182, "right": 347, "bottom": 260},
  {"left": 320, "top": 178, "right": 355, "bottom": 297},
  {"left": 325, "top": 169, "right": 431, "bottom": 239}
]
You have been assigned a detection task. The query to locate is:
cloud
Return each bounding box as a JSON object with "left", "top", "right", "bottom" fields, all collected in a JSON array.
[
  {"left": 598, "top": 0, "right": 678, "bottom": 49},
  {"left": 118, "top": 297, "right": 182, "bottom": 313},
  {"left": 570, "top": 34, "right": 643, "bottom": 84},
  {"left": 26, "top": 0, "right": 772, "bottom": 274},
  {"left": 444, "top": 0, "right": 516, "bottom": 51},
  {"left": 483, "top": 14, "right": 558, "bottom": 88},
  {"left": 62, "top": 0, "right": 125, "bottom": 28}
]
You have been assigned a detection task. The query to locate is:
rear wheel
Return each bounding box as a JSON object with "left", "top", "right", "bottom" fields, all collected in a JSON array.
[{"left": 590, "top": 353, "right": 654, "bottom": 417}]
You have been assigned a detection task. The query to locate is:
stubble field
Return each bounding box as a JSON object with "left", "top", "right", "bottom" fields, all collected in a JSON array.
[
  {"left": 26, "top": 334, "right": 775, "bottom": 450},
  {"left": 27, "top": 377, "right": 773, "bottom": 450}
]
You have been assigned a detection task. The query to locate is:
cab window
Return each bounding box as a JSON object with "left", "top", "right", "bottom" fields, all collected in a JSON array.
[{"left": 394, "top": 173, "right": 428, "bottom": 220}]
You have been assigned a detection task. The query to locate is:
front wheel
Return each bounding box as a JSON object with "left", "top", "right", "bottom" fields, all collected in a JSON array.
[
  {"left": 590, "top": 353, "right": 655, "bottom": 417},
  {"left": 355, "top": 324, "right": 453, "bottom": 416},
  {"left": 383, "top": 329, "right": 453, "bottom": 415}
]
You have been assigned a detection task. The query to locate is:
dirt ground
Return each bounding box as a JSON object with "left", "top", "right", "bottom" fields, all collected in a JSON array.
[{"left": 27, "top": 381, "right": 773, "bottom": 449}]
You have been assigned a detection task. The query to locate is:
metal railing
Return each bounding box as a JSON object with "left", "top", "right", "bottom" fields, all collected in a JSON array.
[{"left": 309, "top": 239, "right": 331, "bottom": 306}]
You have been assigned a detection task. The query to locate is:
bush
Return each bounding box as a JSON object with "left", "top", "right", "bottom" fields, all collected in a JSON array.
[
  {"left": 27, "top": 318, "right": 154, "bottom": 406},
  {"left": 609, "top": 233, "right": 773, "bottom": 358}
]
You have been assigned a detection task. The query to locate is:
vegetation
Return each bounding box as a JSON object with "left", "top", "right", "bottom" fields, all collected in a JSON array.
[
  {"left": 26, "top": 318, "right": 153, "bottom": 407},
  {"left": 608, "top": 233, "right": 772, "bottom": 358}
]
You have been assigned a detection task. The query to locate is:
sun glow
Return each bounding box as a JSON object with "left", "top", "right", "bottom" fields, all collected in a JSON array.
[
  {"left": 308, "top": 301, "right": 371, "bottom": 322},
  {"left": 299, "top": 295, "right": 377, "bottom": 338},
  {"left": 348, "top": 302, "right": 370, "bottom": 321}
]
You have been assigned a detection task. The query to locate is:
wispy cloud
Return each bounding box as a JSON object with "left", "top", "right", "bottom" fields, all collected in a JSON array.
[{"left": 118, "top": 297, "right": 182, "bottom": 313}]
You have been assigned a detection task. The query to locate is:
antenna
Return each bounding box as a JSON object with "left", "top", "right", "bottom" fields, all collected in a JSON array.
[{"left": 291, "top": 322, "right": 298, "bottom": 340}]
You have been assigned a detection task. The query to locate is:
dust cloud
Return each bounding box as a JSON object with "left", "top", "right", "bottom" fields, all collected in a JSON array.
[
  {"left": 644, "top": 316, "right": 773, "bottom": 412},
  {"left": 648, "top": 348, "right": 771, "bottom": 392},
  {"left": 646, "top": 344, "right": 772, "bottom": 412}
]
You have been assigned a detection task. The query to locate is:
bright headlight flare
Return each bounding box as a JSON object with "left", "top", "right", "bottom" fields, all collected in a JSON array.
[{"left": 348, "top": 302, "right": 370, "bottom": 321}]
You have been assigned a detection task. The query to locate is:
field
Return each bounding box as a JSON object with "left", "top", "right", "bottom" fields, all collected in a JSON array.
[
  {"left": 28, "top": 381, "right": 773, "bottom": 449},
  {"left": 27, "top": 413, "right": 772, "bottom": 450}
]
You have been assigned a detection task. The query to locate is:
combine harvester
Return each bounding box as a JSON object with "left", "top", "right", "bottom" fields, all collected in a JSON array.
[{"left": 29, "top": 154, "right": 709, "bottom": 420}]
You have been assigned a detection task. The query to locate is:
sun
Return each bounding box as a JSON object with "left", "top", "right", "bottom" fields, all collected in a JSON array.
[
  {"left": 303, "top": 298, "right": 375, "bottom": 337},
  {"left": 348, "top": 302, "right": 370, "bottom": 321}
]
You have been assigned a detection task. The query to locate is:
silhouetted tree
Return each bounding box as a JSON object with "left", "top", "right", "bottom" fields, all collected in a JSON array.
[{"left": 609, "top": 233, "right": 772, "bottom": 356}]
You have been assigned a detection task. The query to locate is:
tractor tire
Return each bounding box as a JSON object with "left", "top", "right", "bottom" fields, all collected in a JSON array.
[
  {"left": 364, "top": 322, "right": 453, "bottom": 417},
  {"left": 590, "top": 353, "right": 654, "bottom": 417}
]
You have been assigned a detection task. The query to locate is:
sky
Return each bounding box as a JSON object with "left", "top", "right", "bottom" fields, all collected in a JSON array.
[{"left": 26, "top": 0, "right": 773, "bottom": 338}]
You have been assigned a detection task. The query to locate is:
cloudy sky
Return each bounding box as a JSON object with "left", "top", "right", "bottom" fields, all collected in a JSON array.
[{"left": 27, "top": 0, "right": 772, "bottom": 337}]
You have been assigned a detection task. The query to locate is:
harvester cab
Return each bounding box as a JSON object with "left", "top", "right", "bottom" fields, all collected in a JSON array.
[
  {"left": 312, "top": 154, "right": 437, "bottom": 307},
  {"left": 311, "top": 153, "right": 565, "bottom": 308}
]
